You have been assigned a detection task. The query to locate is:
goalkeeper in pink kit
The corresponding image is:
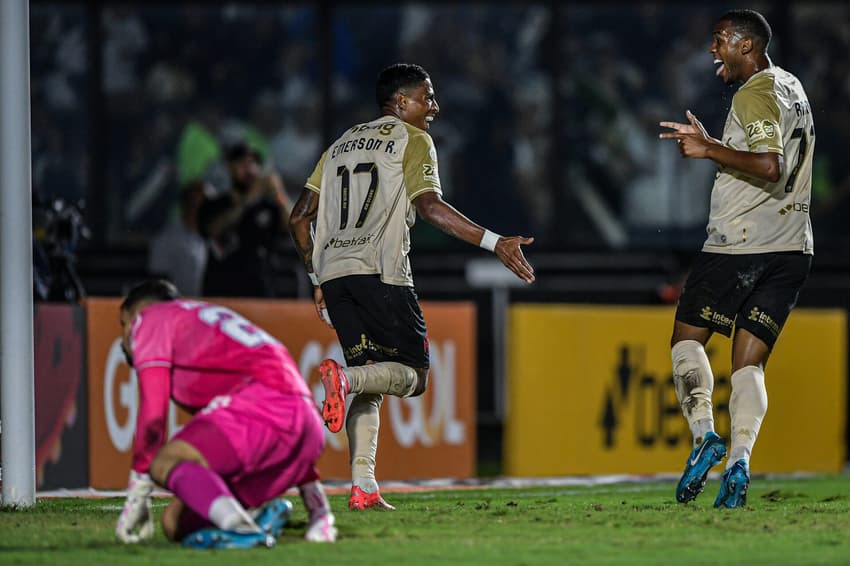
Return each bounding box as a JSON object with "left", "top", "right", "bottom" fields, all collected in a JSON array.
[{"left": 114, "top": 279, "right": 336, "bottom": 548}]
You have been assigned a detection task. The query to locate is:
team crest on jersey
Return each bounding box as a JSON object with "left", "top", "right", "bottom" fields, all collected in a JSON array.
[{"left": 746, "top": 119, "right": 777, "bottom": 143}]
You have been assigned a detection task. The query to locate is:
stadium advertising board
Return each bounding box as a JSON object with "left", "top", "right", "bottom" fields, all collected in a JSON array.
[
  {"left": 85, "top": 298, "right": 476, "bottom": 488},
  {"left": 505, "top": 305, "right": 846, "bottom": 476},
  {"left": 32, "top": 303, "right": 89, "bottom": 489}
]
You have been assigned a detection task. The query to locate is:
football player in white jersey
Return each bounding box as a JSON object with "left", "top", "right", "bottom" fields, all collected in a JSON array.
[
  {"left": 659, "top": 9, "right": 814, "bottom": 507},
  {"left": 290, "top": 63, "right": 535, "bottom": 510}
]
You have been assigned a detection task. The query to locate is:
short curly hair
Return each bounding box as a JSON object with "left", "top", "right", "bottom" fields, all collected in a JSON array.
[
  {"left": 375, "top": 63, "right": 430, "bottom": 109},
  {"left": 719, "top": 9, "right": 772, "bottom": 52}
]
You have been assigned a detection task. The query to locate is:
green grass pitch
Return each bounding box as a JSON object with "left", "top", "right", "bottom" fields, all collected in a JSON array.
[{"left": 2, "top": 475, "right": 849, "bottom": 565}]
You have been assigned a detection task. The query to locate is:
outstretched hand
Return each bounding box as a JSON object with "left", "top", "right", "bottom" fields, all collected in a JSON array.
[
  {"left": 659, "top": 110, "right": 714, "bottom": 158},
  {"left": 494, "top": 236, "right": 535, "bottom": 284}
]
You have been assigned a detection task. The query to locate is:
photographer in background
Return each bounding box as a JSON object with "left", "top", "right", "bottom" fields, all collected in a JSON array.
[
  {"left": 32, "top": 188, "right": 89, "bottom": 303},
  {"left": 200, "top": 142, "right": 293, "bottom": 297}
]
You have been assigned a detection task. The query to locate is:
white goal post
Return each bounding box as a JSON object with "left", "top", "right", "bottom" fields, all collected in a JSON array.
[{"left": 0, "top": 0, "right": 36, "bottom": 508}]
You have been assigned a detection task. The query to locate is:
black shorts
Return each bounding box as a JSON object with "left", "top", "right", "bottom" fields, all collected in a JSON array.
[
  {"left": 675, "top": 251, "right": 811, "bottom": 349},
  {"left": 321, "top": 274, "right": 430, "bottom": 368}
]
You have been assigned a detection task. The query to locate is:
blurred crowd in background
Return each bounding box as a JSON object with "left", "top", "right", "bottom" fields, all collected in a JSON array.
[{"left": 29, "top": 1, "right": 850, "bottom": 297}]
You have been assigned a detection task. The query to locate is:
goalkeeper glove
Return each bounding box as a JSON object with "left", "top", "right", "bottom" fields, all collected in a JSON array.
[{"left": 115, "top": 470, "right": 155, "bottom": 543}]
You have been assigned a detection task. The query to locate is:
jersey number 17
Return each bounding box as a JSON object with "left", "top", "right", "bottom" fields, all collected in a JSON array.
[{"left": 336, "top": 162, "right": 378, "bottom": 229}]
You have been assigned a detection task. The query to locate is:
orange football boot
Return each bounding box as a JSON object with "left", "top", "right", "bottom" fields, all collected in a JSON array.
[
  {"left": 348, "top": 486, "right": 395, "bottom": 511},
  {"left": 319, "top": 359, "right": 349, "bottom": 433}
]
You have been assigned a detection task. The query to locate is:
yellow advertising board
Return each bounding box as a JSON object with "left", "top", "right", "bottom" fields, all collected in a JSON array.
[
  {"left": 505, "top": 305, "right": 846, "bottom": 476},
  {"left": 85, "top": 297, "right": 476, "bottom": 488}
]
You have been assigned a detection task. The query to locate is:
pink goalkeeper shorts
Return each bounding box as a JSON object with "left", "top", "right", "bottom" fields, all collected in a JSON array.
[{"left": 174, "top": 381, "right": 324, "bottom": 508}]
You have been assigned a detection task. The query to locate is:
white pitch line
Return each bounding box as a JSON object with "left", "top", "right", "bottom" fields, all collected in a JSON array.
[{"left": 38, "top": 472, "right": 834, "bottom": 499}]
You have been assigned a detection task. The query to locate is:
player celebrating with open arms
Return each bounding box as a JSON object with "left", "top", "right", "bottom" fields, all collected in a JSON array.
[
  {"left": 659, "top": 9, "right": 814, "bottom": 507},
  {"left": 290, "top": 63, "right": 535, "bottom": 510},
  {"left": 114, "top": 279, "right": 337, "bottom": 547}
]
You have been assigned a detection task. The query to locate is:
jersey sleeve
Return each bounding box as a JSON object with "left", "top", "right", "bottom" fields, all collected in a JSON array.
[
  {"left": 131, "top": 365, "right": 171, "bottom": 474},
  {"left": 130, "top": 309, "right": 174, "bottom": 372},
  {"left": 128, "top": 307, "right": 174, "bottom": 473},
  {"left": 305, "top": 151, "right": 328, "bottom": 193},
  {"left": 733, "top": 75, "right": 784, "bottom": 155},
  {"left": 402, "top": 130, "right": 442, "bottom": 200}
]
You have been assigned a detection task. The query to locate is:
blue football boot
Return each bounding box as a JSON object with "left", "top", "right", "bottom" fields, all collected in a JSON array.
[
  {"left": 182, "top": 499, "right": 292, "bottom": 549},
  {"left": 253, "top": 498, "right": 293, "bottom": 539},
  {"left": 714, "top": 459, "right": 750, "bottom": 508},
  {"left": 182, "top": 528, "right": 274, "bottom": 550},
  {"left": 676, "top": 431, "right": 727, "bottom": 503}
]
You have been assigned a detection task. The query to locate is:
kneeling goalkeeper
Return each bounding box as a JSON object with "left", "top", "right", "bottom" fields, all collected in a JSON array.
[{"left": 114, "top": 279, "right": 336, "bottom": 548}]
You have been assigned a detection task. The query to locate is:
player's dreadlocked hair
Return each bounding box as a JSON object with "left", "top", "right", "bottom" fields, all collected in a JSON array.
[
  {"left": 376, "top": 63, "right": 430, "bottom": 109},
  {"left": 121, "top": 278, "right": 181, "bottom": 313},
  {"left": 719, "top": 9, "right": 772, "bottom": 52}
]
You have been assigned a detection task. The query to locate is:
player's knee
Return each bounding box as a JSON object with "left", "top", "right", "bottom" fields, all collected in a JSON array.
[
  {"left": 672, "top": 340, "right": 708, "bottom": 381},
  {"left": 410, "top": 368, "right": 430, "bottom": 397},
  {"left": 149, "top": 452, "right": 174, "bottom": 487},
  {"left": 150, "top": 440, "right": 206, "bottom": 487},
  {"left": 672, "top": 339, "right": 708, "bottom": 364},
  {"left": 731, "top": 328, "right": 771, "bottom": 371},
  {"left": 670, "top": 322, "right": 710, "bottom": 349}
]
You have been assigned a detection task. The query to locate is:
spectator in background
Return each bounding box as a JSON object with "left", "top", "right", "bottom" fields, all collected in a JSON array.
[
  {"left": 177, "top": 101, "right": 224, "bottom": 189},
  {"left": 147, "top": 180, "right": 213, "bottom": 297},
  {"left": 201, "top": 142, "right": 293, "bottom": 297},
  {"left": 30, "top": 8, "right": 88, "bottom": 205}
]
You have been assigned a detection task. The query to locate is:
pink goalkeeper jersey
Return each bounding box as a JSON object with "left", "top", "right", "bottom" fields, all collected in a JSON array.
[{"left": 129, "top": 300, "right": 311, "bottom": 473}]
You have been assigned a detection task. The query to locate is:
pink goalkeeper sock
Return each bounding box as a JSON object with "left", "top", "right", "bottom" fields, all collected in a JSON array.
[{"left": 167, "top": 461, "right": 253, "bottom": 530}]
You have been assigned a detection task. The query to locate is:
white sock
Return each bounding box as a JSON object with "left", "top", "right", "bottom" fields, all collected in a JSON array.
[
  {"left": 728, "top": 365, "right": 767, "bottom": 469},
  {"left": 671, "top": 340, "right": 716, "bottom": 446},
  {"left": 345, "top": 362, "right": 418, "bottom": 397},
  {"left": 346, "top": 392, "right": 383, "bottom": 493},
  {"left": 208, "top": 496, "right": 259, "bottom": 533},
  {"left": 692, "top": 418, "right": 714, "bottom": 445}
]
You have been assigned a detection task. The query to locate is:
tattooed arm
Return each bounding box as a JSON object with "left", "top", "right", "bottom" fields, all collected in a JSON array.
[
  {"left": 289, "top": 188, "right": 332, "bottom": 326},
  {"left": 289, "top": 187, "right": 319, "bottom": 275}
]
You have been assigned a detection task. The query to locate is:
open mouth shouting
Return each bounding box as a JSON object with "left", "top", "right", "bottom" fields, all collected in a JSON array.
[{"left": 714, "top": 58, "right": 726, "bottom": 79}]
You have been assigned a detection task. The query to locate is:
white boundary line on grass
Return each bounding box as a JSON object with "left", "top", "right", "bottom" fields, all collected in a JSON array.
[{"left": 35, "top": 471, "right": 832, "bottom": 499}]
